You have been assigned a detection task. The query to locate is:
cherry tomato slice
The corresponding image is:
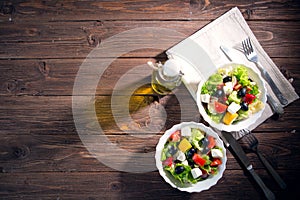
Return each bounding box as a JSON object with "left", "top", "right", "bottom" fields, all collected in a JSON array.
[
  {"left": 214, "top": 101, "right": 228, "bottom": 114},
  {"left": 169, "top": 130, "right": 180, "bottom": 142},
  {"left": 192, "top": 154, "right": 206, "bottom": 167},
  {"left": 162, "top": 157, "right": 173, "bottom": 167},
  {"left": 207, "top": 136, "right": 216, "bottom": 149},
  {"left": 210, "top": 158, "right": 222, "bottom": 167}
]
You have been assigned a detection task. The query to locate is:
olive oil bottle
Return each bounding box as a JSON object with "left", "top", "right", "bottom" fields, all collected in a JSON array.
[{"left": 149, "top": 59, "right": 183, "bottom": 95}]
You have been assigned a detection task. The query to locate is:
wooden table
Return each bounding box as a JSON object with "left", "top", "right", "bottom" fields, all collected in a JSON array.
[{"left": 1, "top": 1, "right": 300, "bottom": 199}]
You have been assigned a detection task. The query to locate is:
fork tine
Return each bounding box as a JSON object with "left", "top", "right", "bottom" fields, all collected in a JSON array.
[
  {"left": 242, "top": 40, "right": 247, "bottom": 55},
  {"left": 246, "top": 37, "right": 253, "bottom": 52}
]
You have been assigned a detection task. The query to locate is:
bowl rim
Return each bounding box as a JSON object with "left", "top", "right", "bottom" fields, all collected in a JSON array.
[
  {"left": 155, "top": 121, "right": 227, "bottom": 193},
  {"left": 196, "top": 62, "right": 267, "bottom": 132}
]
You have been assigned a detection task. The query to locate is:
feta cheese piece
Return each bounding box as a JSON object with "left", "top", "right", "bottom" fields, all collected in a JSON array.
[
  {"left": 211, "top": 148, "right": 223, "bottom": 158},
  {"left": 176, "top": 151, "right": 186, "bottom": 162},
  {"left": 227, "top": 102, "right": 241, "bottom": 114},
  {"left": 223, "top": 82, "right": 233, "bottom": 95},
  {"left": 182, "top": 160, "right": 189, "bottom": 166},
  {"left": 181, "top": 126, "right": 192, "bottom": 137},
  {"left": 191, "top": 168, "right": 202, "bottom": 179},
  {"left": 201, "top": 94, "right": 210, "bottom": 103}
]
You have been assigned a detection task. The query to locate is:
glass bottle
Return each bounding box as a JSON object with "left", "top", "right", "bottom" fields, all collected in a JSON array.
[{"left": 149, "top": 59, "right": 183, "bottom": 95}]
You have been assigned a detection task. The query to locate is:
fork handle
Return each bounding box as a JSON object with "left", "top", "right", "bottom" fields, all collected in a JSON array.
[
  {"left": 248, "top": 167, "right": 276, "bottom": 200},
  {"left": 257, "top": 151, "right": 287, "bottom": 190},
  {"left": 267, "top": 94, "right": 284, "bottom": 115},
  {"left": 257, "top": 62, "right": 288, "bottom": 106}
]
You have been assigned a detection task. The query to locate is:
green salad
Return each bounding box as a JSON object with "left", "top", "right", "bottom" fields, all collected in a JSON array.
[
  {"left": 200, "top": 65, "right": 264, "bottom": 125},
  {"left": 161, "top": 126, "right": 224, "bottom": 184}
]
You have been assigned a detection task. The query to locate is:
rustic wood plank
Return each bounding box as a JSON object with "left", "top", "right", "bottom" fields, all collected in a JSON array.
[
  {"left": 0, "top": 21, "right": 300, "bottom": 59},
  {"left": 0, "top": 58, "right": 299, "bottom": 96},
  {"left": 0, "top": 0, "right": 299, "bottom": 22},
  {"left": 1, "top": 170, "right": 299, "bottom": 199},
  {"left": 0, "top": 171, "right": 265, "bottom": 199},
  {"left": 0, "top": 132, "right": 299, "bottom": 173},
  {"left": 0, "top": 94, "right": 299, "bottom": 135}
]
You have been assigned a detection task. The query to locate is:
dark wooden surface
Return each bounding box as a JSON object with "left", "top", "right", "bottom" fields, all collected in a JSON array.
[{"left": 1, "top": 1, "right": 300, "bottom": 199}]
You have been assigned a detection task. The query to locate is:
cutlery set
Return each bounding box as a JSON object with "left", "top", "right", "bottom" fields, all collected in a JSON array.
[{"left": 219, "top": 38, "right": 287, "bottom": 200}]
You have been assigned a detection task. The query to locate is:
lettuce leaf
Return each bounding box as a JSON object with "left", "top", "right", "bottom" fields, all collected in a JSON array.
[
  {"left": 233, "top": 65, "right": 250, "bottom": 86},
  {"left": 190, "top": 128, "right": 205, "bottom": 150},
  {"left": 164, "top": 164, "right": 197, "bottom": 184},
  {"left": 201, "top": 73, "right": 223, "bottom": 95}
]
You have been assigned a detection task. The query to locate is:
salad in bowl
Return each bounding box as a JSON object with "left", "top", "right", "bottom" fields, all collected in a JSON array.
[
  {"left": 197, "top": 63, "right": 267, "bottom": 132},
  {"left": 155, "top": 122, "right": 226, "bottom": 192}
]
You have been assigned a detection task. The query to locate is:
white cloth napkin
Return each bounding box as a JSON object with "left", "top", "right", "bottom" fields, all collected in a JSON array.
[{"left": 166, "top": 7, "right": 299, "bottom": 137}]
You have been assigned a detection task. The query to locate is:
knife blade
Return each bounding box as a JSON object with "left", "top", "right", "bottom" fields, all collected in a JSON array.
[
  {"left": 219, "top": 45, "right": 284, "bottom": 115},
  {"left": 220, "top": 45, "right": 232, "bottom": 62},
  {"left": 221, "top": 131, "right": 275, "bottom": 200}
]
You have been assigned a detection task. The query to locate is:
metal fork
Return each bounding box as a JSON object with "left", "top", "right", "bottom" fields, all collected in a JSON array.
[
  {"left": 242, "top": 37, "right": 288, "bottom": 106},
  {"left": 241, "top": 132, "right": 287, "bottom": 189}
]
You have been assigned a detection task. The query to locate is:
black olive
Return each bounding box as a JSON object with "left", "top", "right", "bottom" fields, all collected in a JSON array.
[
  {"left": 213, "top": 89, "right": 224, "bottom": 98},
  {"left": 201, "top": 172, "right": 208, "bottom": 179},
  {"left": 223, "top": 76, "right": 232, "bottom": 83},
  {"left": 186, "top": 148, "right": 196, "bottom": 158},
  {"left": 175, "top": 166, "right": 185, "bottom": 174},
  {"left": 237, "top": 87, "right": 247, "bottom": 98},
  {"left": 188, "top": 159, "right": 195, "bottom": 167},
  {"left": 202, "top": 137, "right": 209, "bottom": 147},
  {"left": 168, "top": 146, "right": 177, "bottom": 155},
  {"left": 174, "top": 160, "right": 181, "bottom": 164},
  {"left": 240, "top": 102, "right": 249, "bottom": 111}
]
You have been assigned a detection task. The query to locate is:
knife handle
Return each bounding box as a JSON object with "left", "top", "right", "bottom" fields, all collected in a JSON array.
[
  {"left": 248, "top": 167, "right": 276, "bottom": 200},
  {"left": 257, "top": 61, "right": 288, "bottom": 106}
]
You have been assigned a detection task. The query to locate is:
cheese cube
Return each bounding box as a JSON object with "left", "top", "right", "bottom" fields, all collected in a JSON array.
[
  {"left": 182, "top": 160, "right": 189, "bottom": 166},
  {"left": 211, "top": 148, "right": 223, "bottom": 158},
  {"left": 223, "top": 82, "right": 233, "bottom": 95},
  {"left": 191, "top": 168, "right": 202, "bottom": 179},
  {"left": 181, "top": 126, "right": 192, "bottom": 137},
  {"left": 201, "top": 94, "right": 210, "bottom": 103},
  {"left": 227, "top": 102, "right": 241, "bottom": 114},
  {"left": 176, "top": 151, "right": 186, "bottom": 162}
]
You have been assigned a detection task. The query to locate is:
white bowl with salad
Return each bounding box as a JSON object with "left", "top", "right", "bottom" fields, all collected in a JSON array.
[
  {"left": 155, "top": 122, "right": 227, "bottom": 193},
  {"left": 197, "top": 63, "right": 267, "bottom": 132}
]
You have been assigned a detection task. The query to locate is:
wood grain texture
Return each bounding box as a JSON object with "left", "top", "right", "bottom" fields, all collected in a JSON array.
[
  {"left": 0, "top": 58, "right": 299, "bottom": 96},
  {"left": 0, "top": 21, "right": 300, "bottom": 59},
  {"left": 0, "top": 132, "right": 299, "bottom": 173},
  {"left": 0, "top": 0, "right": 300, "bottom": 21}
]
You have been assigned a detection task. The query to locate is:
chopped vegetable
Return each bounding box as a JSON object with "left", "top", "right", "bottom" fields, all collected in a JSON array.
[
  {"left": 214, "top": 101, "right": 228, "bottom": 114},
  {"left": 170, "top": 130, "right": 181, "bottom": 142},
  {"left": 162, "top": 157, "right": 173, "bottom": 167},
  {"left": 207, "top": 135, "right": 216, "bottom": 149},
  {"left": 190, "top": 128, "right": 204, "bottom": 150},
  {"left": 210, "top": 158, "right": 222, "bottom": 167},
  {"left": 223, "top": 112, "right": 239, "bottom": 125},
  {"left": 178, "top": 138, "right": 192, "bottom": 153},
  {"left": 244, "top": 93, "right": 256, "bottom": 104},
  {"left": 192, "top": 154, "right": 206, "bottom": 167},
  {"left": 227, "top": 91, "right": 241, "bottom": 104}
]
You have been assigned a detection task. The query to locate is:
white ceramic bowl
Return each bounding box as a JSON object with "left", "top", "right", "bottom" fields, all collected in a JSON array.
[
  {"left": 196, "top": 63, "right": 267, "bottom": 132},
  {"left": 155, "top": 122, "right": 227, "bottom": 193}
]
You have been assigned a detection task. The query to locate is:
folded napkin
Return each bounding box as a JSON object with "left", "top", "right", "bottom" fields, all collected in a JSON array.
[{"left": 166, "top": 7, "right": 299, "bottom": 137}]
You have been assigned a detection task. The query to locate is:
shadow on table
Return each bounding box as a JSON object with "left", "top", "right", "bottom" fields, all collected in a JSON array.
[{"left": 116, "top": 171, "right": 192, "bottom": 200}]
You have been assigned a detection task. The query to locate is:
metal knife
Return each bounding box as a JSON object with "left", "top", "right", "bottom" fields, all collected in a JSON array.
[
  {"left": 219, "top": 45, "right": 284, "bottom": 115},
  {"left": 221, "top": 131, "right": 276, "bottom": 200}
]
